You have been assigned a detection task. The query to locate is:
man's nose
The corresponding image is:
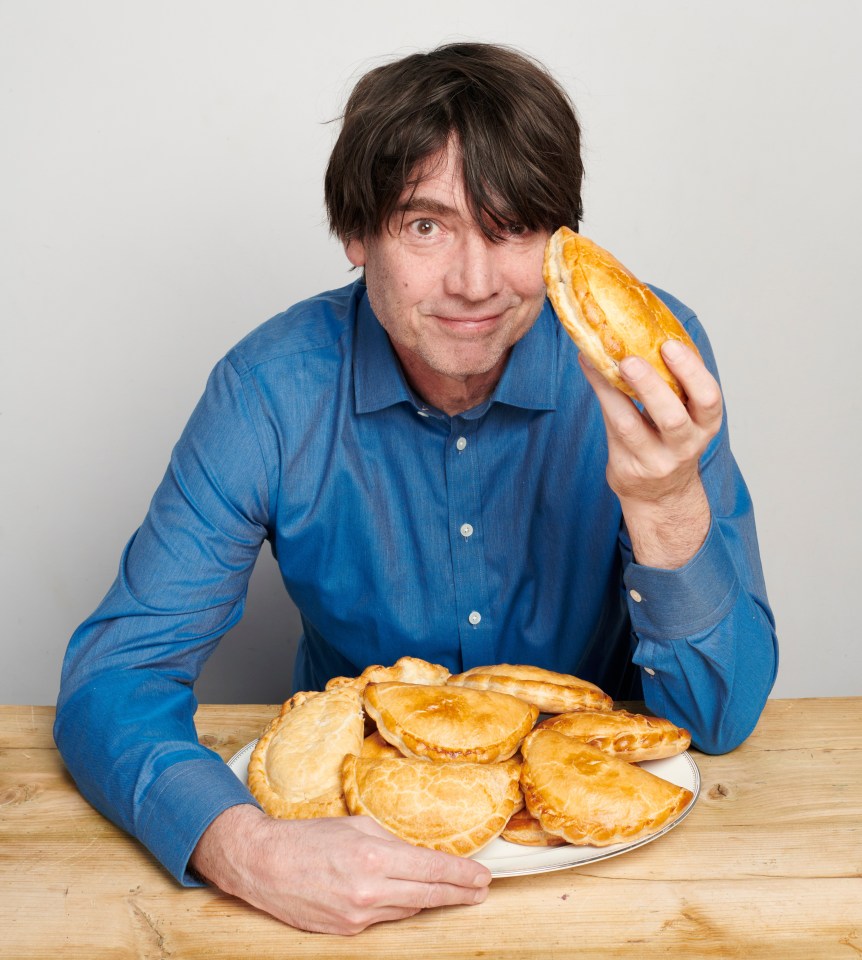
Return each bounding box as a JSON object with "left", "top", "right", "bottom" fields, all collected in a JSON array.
[{"left": 444, "top": 231, "right": 502, "bottom": 301}]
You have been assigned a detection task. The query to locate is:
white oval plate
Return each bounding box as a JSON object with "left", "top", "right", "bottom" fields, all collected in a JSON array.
[{"left": 227, "top": 740, "right": 700, "bottom": 877}]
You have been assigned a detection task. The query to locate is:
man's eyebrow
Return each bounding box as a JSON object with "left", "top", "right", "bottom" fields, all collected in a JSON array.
[{"left": 394, "top": 197, "right": 458, "bottom": 217}]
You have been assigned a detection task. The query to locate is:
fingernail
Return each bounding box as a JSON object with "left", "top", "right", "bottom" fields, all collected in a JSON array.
[
  {"left": 472, "top": 887, "right": 488, "bottom": 904},
  {"left": 619, "top": 355, "right": 647, "bottom": 380},
  {"left": 661, "top": 339, "right": 686, "bottom": 361}
]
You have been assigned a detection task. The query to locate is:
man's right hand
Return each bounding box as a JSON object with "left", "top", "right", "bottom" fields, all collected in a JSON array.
[{"left": 189, "top": 803, "right": 493, "bottom": 935}]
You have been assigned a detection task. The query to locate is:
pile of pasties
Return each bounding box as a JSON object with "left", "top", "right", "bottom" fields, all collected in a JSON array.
[{"left": 246, "top": 657, "right": 694, "bottom": 857}]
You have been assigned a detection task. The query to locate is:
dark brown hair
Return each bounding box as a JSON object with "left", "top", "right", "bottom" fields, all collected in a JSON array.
[{"left": 324, "top": 42, "right": 583, "bottom": 242}]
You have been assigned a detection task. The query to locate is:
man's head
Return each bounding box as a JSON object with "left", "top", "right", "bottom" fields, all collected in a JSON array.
[
  {"left": 324, "top": 44, "right": 584, "bottom": 412},
  {"left": 324, "top": 42, "right": 583, "bottom": 244}
]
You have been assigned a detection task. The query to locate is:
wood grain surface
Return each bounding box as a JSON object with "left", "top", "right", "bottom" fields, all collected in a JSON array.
[{"left": 1, "top": 699, "right": 860, "bottom": 959}]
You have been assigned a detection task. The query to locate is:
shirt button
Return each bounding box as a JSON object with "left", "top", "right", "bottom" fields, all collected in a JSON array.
[
  {"left": 468, "top": 611, "right": 482, "bottom": 625},
  {"left": 456, "top": 436, "right": 467, "bottom": 451},
  {"left": 417, "top": 407, "right": 430, "bottom": 418},
  {"left": 644, "top": 667, "right": 656, "bottom": 677},
  {"left": 629, "top": 589, "right": 642, "bottom": 603},
  {"left": 460, "top": 523, "right": 474, "bottom": 538}
]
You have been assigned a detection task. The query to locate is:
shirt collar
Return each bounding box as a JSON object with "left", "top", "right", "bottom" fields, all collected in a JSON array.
[
  {"left": 354, "top": 285, "right": 559, "bottom": 415},
  {"left": 353, "top": 287, "right": 416, "bottom": 414}
]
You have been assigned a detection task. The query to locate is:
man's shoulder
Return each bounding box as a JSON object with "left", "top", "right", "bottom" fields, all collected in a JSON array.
[
  {"left": 227, "top": 281, "right": 363, "bottom": 374},
  {"left": 647, "top": 284, "right": 699, "bottom": 328}
]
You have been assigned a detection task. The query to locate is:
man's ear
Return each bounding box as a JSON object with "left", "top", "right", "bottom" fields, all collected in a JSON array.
[{"left": 345, "top": 237, "right": 367, "bottom": 268}]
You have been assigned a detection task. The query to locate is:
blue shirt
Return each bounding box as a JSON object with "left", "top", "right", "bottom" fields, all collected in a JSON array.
[{"left": 54, "top": 280, "right": 777, "bottom": 886}]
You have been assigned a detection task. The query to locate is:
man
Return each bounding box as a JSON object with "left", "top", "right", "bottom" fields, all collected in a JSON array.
[{"left": 54, "top": 43, "right": 777, "bottom": 934}]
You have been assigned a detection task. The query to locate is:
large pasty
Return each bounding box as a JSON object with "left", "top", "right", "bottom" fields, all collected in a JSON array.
[
  {"left": 447, "top": 663, "right": 613, "bottom": 714},
  {"left": 536, "top": 709, "right": 691, "bottom": 762},
  {"left": 326, "top": 656, "right": 451, "bottom": 693},
  {"left": 364, "top": 681, "right": 539, "bottom": 763},
  {"left": 342, "top": 755, "right": 522, "bottom": 856},
  {"left": 248, "top": 687, "right": 364, "bottom": 819},
  {"left": 520, "top": 729, "right": 693, "bottom": 846}
]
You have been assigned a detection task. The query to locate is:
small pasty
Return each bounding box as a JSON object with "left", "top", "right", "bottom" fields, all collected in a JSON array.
[
  {"left": 520, "top": 728, "right": 693, "bottom": 846},
  {"left": 342, "top": 754, "right": 522, "bottom": 856},
  {"left": 360, "top": 730, "right": 406, "bottom": 760},
  {"left": 248, "top": 687, "right": 364, "bottom": 819},
  {"left": 536, "top": 709, "right": 691, "bottom": 762},
  {"left": 501, "top": 804, "right": 567, "bottom": 847},
  {"left": 326, "top": 656, "right": 451, "bottom": 693},
  {"left": 364, "top": 681, "right": 539, "bottom": 763},
  {"left": 447, "top": 663, "right": 613, "bottom": 714}
]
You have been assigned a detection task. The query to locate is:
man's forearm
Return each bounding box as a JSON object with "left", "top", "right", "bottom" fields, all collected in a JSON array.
[
  {"left": 189, "top": 803, "right": 269, "bottom": 894},
  {"left": 619, "top": 478, "right": 712, "bottom": 570}
]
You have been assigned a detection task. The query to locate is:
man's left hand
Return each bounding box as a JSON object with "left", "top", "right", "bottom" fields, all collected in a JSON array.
[{"left": 579, "top": 339, "right": 723, "bottom": 569}]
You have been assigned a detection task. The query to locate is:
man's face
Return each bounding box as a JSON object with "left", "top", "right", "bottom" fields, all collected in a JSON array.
[{"left": 345, "top": 140, "right": 549, "bottom": 403}]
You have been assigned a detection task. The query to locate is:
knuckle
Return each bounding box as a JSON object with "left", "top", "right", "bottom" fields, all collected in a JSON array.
[
  {"left": 615, "top": 412, "right": 645, "bottom": 442},
  {"left": 357, "top": 842, "right": 384, "bottom": 874},
  {"left": 349, "top": 884, "right": 377, "bottom": 911}
]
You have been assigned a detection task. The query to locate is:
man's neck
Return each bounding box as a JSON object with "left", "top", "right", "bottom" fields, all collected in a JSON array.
[{"left": 394, "top": 348, "right": 510, "bottom": 416}]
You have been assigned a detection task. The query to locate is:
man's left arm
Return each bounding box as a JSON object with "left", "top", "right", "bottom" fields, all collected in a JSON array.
[{"left": 580, "top": 320, "right": 778, "bottom": 754}]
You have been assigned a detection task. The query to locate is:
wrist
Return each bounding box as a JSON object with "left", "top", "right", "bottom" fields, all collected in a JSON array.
[
  {"left": 620, "top": 482, "right": 711, "bottom": 570},
  {"left": 190, "top": 803, "right": 270, "bottom": 895}
]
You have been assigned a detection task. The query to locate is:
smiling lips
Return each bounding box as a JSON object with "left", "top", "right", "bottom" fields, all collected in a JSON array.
[{"left": 429, "top": 310, "right": 509, "bottom": 333}]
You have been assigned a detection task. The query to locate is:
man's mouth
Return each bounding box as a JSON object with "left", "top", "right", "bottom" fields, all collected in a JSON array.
[{"left": 430, "top": 312, "right": 506, "bottom": 333}]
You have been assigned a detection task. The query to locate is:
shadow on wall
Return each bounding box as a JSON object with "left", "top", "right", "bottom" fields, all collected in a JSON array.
[{"left": 194, "top": 554, "right": 300, "bottom": 704}]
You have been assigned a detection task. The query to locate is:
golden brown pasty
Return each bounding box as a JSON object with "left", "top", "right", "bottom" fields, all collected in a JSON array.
[
  {"left": 543, "top": 227, "right": 702, "bottom": 400},
  {"left": 360, "top": 730, "right": 406, "bottom": 760},
  {"left": 248, "top": 687, "right": 364, "bottom": 819},
  {"left": 536, "top": 709, "right": 691, "bottom": 762},
  {"left": 520, "top": 729, "right": 693, "bottom": 846},
  {"left": 447, "top": 663, "right": 613, "bottom": 714},
  {"left": 364, "top": 681, "right": 539, "bottom": 763},
  {"left": 326, "top": 656, "right": 451, "bottom": 693},
  {"left": 342, "top": 755, "right": 522, "bottom": 856},
  {"left": 501, "top": 804, "right": 567, "bottom": 847}
]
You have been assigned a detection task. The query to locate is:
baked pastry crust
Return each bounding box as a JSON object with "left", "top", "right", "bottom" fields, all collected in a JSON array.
[
  {"left": 364, "top": 681, "right": 539, "bottom": 763},
  {"left": 536, "top": 709, "right": 691, "bottom": 762},
  {"left": 360, "top": 730, "right": 406, "bottom": 760},
  {"left": 502, "top": 804, "right": 567, "bottom": 847},
  {"left": 520, "top": 729, "right": 693, "bottom": 846},
  {"left": 326, "top": 656, "right": 451, "bottom": 693},
  {"left": 248, "top": 687, "right": 364, "bottom": 819},
  {"left": 543, "top": 226, "right": 701, "bottom": 400},
  {"left": 341, "top": 755, "right": 522, "bottom": 856},
  {"left": 447, "top": 663, "right": 613, "bottom": 715}
]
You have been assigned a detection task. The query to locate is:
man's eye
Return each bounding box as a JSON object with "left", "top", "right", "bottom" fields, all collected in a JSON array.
[
  {"left": 412, "top": 219, "right": 437, "bottom": 236},
  {"left": 505, "top": 223, "right": 528, "bottom": 237}
]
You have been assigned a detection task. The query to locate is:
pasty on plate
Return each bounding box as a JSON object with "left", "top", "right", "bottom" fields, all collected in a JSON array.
[
  {"left": 342, "top": 755, "right": 522, "bottom": 856},
  {"left": 447, "top": 663, "right": 613, "bottom": 714},
  {"left": 364, "top": 681, "right": 539, "bottom": 763},
  {"left": 248, "top": 687, "right": 364, "bottom": 819},
  {"left": 536, "top": 709, "right": 691, "bottom": 762},
  {"left": 501, "top": 804, "right": 567, "bottom": 847},
  {"left": 326, "top": 656, "right": 451, "bottom": 693},
  {"left": 520, "top": 729, "right": 693, "bottom": 846},
  {"left": 360, "top": 730, "right": 405, "bottom": 760}
]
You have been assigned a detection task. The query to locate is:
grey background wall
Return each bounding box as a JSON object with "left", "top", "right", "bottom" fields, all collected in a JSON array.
[{"left": 2, "top": 1, "right": 859, "bottom": 705}]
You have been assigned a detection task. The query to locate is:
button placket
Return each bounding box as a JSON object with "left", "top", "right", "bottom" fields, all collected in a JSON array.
[{"left": 445, "top": 419, "right": 494, "bottom": 660}]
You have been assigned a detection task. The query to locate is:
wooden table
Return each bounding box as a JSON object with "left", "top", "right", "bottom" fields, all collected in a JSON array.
[{"left": 1, "top": 699, "right": 860, "bottom": 958}]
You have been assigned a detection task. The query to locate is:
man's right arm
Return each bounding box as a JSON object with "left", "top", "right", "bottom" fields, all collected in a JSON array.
[{"left": 54, "top": 354, "right": 490, "bottom": 932}]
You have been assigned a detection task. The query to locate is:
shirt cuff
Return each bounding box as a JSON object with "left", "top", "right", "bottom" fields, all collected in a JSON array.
[
  {"left": 137, "top": 757, "right": 262, "bottom": 887},
  {"left": 622, "top": 518, "right": 740, "bottom": 640}
]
